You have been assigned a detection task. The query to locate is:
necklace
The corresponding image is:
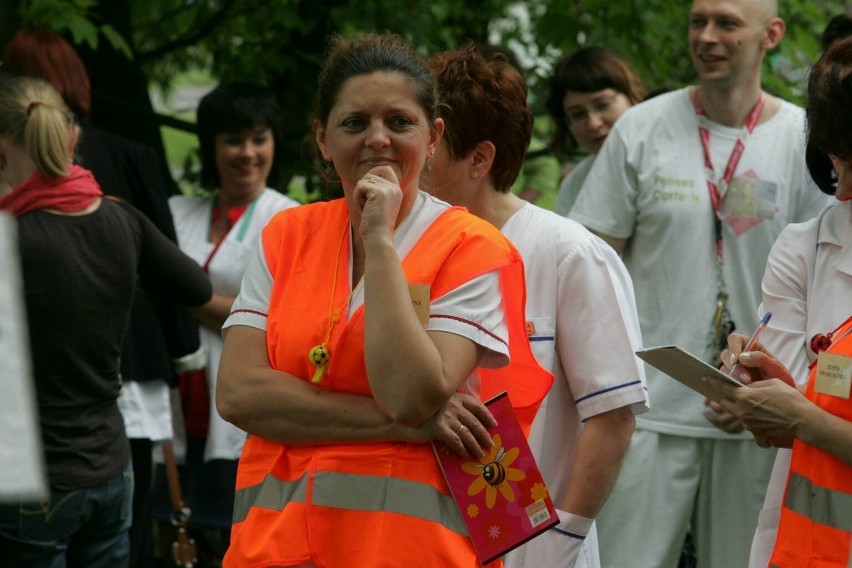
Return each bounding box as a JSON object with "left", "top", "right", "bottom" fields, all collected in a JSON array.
[
  {"left": 309, "top": 196, "right": 416, "bottom": 382},
  {"left": 308, "top": 220, "right": 362, "bottom": 383},
  {"left": 809, "top": 314, "right": 852, "bottom": 364}
]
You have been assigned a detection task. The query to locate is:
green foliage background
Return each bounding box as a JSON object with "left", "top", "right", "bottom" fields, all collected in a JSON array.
[{"left": 3, "top": 0, "right": 847, "bottom": 200}]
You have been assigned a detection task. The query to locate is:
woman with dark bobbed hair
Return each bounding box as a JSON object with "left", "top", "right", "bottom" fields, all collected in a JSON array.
[
  {"left": 546, "top": 47, "right": 646, "bottom": 215},
  {"left": 706, "top": 36, "right": 852, "bottom": 567},
  {"left": 194, "top": 82, "right": 289, "bottom": 192},
  {"left": 165, "top": 81, "right": 299, "bottom": 559}
]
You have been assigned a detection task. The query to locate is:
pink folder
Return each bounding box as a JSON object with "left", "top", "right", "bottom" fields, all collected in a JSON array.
[{"left": 433, "top": 392, "right": 558, "bottom": 565}]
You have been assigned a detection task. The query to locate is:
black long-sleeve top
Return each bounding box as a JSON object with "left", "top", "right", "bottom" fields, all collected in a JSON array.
[{"left": 18, "top": 197, "right": 211, "bottom": 487}]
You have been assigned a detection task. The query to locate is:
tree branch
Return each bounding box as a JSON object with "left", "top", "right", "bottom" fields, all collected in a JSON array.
[{"left": 136, "top": 0, "right": 239, "bottom": 62}]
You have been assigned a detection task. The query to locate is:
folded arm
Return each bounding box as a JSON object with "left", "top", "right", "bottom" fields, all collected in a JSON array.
[
  {"left": 217, "top": 325, "right": 405, "bottom": 445},
  {"left": 217, "top": 325, "right": 494, "bottom": 455}
]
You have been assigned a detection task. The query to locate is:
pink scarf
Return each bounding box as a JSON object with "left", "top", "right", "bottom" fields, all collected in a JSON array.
[{"left": 0, "top": 165, "right": 102, "bottom": 217}]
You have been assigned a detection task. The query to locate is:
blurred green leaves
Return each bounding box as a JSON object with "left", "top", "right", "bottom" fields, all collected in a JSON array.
[{"left": 19, "top": 0, "right": 132, "bottom": 57}]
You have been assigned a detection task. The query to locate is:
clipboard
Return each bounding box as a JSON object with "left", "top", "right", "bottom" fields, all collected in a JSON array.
[{"left": 636, "top": 345, "right": 745, "bottom": 403}]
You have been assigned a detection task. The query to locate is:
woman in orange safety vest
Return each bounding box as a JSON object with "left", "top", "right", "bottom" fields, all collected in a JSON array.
[
  {"left": 707, "top": 37, "right": 852, "bottom": 568},
  {"left": 711, "top": 317, "right": 852, "bottom": 567},
  {"left": 214, "top": 33, "right": 551, "bottom": 568}
]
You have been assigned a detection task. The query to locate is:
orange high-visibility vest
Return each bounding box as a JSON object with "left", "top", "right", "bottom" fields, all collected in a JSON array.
[
  {"left": 224, "top": 199, "right": 552, "bottom": 568},
  {"left": 770, "top": 318, "right": 852, "bottom": 567}
]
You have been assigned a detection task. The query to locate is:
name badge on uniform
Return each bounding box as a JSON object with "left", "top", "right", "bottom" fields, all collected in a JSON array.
[
  {"left": 814, "top": 352, "right": 852, "bottom": 399},
  {"left": 409, "top": 284, "right": 430, "bottom": 324}
]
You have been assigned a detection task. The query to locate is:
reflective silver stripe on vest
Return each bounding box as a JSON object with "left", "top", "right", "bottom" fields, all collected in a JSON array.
[
  {"left": 232, "top": 471, "right": 309, "bottom": 524},
  {"left": 233, "top": 470, "right": 468, "bottom": 536},
  {"left": 784, "top": 472, "right": 852, "bottom": 533}
]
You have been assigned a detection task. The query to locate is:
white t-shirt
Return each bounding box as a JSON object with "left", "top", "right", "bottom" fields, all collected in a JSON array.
[
  {"left": 226, "top": 191, "right": 510, "bottom": 372},
  {"left": 748, "top": 198, "right": 848, "bottom": 567},
  {"left": 556, "top": 155, "right": 595, "bottom": 217},
  {"left": 501, "top": 203, "right": 649, "bottom": 568},
  {"left": 570, "top": 88, "right": 829, "bottom": 437},
  {"left": 169, "top": 187, "right": 300, "bottom": 461}
]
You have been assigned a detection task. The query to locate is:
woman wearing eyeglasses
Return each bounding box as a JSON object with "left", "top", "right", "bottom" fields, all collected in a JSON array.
[{"left": 547, "top": 47, "right": 646, "bottom": 216}]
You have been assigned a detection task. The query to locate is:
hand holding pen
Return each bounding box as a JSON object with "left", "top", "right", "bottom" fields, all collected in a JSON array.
[{"left": 726, "top": 312, "right": 772, "bottom": 381}]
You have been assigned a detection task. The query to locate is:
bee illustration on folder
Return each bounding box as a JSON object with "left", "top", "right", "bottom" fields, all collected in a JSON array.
[
  {"left": 462, "top": 435, "right": 524, "bottom": 509},
  {"left": 478, "top": 446, "right": 508, "bottom": 486}
]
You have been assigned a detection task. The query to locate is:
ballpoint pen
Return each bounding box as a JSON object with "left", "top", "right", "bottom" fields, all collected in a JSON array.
[{"left": 729, "top": 311, "right": 772, "bottom": 378}]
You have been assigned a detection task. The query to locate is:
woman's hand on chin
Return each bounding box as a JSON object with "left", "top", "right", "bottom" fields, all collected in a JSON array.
[{"left": 355, "top": 166, "right": 403, "bottom": 243}]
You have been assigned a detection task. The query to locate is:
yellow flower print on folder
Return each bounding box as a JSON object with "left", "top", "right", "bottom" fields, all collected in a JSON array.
[{"left": 462, "top": 434, "right": 525, "bottom": 509}]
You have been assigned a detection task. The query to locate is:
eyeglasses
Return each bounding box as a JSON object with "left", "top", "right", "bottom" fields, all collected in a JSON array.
[{"left": 564, "top": 93, "right": 623, "bottom": 127}]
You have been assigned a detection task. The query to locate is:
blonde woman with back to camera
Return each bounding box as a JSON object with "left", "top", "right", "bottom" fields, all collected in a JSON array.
[{"left": 0, "top": 76, "right": 210, "bottom": 567}]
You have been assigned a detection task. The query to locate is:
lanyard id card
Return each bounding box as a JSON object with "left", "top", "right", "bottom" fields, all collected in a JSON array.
[{"left": 694, "top": 90, "right": 764, "bottom": 362}]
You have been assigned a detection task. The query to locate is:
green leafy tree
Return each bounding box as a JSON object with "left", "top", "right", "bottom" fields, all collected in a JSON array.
[
  {"left": 524, "top": 0, "right": 846, "bottom": 104},
  {"left": 2, "top": 0, "right": 846, "bottom": 200},
  {"left": 130, "top": 0, "right": 512, "bottom": 198}
]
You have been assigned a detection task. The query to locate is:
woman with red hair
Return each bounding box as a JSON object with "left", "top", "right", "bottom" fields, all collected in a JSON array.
[{"left": 425, "top": 44, "right": 648, "bottom": 568}]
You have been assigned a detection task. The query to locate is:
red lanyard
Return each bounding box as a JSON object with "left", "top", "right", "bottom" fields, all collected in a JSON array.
[
  {"left": 202, "top": 239, "right": 226, "bottom": 274},
  {"left": 694, "top": 90, "right": 765, "bottom": 260},
  {"left": 202, "top": 200, "right": 250, "bottom": 273}
]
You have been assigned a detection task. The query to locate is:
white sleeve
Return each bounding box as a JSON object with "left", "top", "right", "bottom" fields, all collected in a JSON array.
[
  {"left": 568, "top": 126, "right": 639, "bottom": 240},
  {"left": 757, "top": 225, "right": 813, "bottom": 385},
  {"left": 426, "top": 270, "right": 509, "bottom": 369},
  {"left": 223, "top": 238, "right": 272, "bottom": 331},
  {"left": 225, "top": 240, "right": 509, "bottom": 364},
  {"left": 557, "top": 236, "right": 649, "bottom": 419}
]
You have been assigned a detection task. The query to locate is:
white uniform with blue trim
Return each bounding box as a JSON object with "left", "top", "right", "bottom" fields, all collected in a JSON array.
[
  {"left": 501, "top": 202, "right": 649, "bottom": 568},
  {"left": 169, "top": 188, "right": 299, "bottom": 461}
]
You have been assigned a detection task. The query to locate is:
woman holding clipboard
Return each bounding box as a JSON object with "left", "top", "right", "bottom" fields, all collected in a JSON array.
[{"left": 706, "top": 36, "right": 852, "bottom": 568}]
